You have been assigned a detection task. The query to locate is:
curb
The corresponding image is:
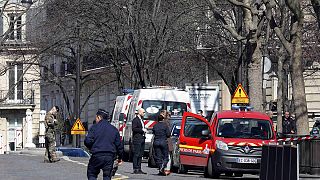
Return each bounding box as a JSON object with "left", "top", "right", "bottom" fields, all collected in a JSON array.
[{"left": 5, "top": 148, "right": 63, "bottom": 157}]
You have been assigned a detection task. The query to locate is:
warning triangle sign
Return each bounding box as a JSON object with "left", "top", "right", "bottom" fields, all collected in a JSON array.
[
  {"left": 231, "top": 84, "right": 249, "bottom": 104},
  {"left": 71, "top": 118, "right": 86, "bottom": 135}
]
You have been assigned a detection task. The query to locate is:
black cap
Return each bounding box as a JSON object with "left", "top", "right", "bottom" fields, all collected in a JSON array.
[{"left": 96, "top": 109, "right": 109, "bottom": 120}]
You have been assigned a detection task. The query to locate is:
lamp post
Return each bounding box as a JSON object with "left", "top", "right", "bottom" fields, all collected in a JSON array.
[{"left": 74, "top": 22, "right": 82, "bottom": 148}]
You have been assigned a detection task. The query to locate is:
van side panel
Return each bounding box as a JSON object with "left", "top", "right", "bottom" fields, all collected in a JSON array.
[{"left": 123, "top": 88, "right": 191, "bottom": 155}]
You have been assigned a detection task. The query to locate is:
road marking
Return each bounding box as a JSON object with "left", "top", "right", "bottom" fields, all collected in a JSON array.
[
  {"left": 19, "top": 154, "right": 37, "bottom": 157},
  {"left": 61, "top": 156, "right": 88, "bottom": 166},
  {"left": 61, "top": 156, "right": 129, "bottom": 179}
]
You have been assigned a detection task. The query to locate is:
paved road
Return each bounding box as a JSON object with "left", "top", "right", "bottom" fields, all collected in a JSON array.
[
  {"left": 1, "top": 153, "right": 318, "bottom": 180},
  {"left": 0, "top": 154, "right": 258, "bottom": 180}
]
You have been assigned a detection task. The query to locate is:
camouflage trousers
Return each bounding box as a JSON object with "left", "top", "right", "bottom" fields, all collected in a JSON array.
[{"left": 44, "top": 132, "right": 58, "bottom": 162}]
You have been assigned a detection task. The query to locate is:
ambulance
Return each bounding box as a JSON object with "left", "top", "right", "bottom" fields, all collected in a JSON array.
[
  {"left": 110, "top": 94, "right": 133, "bottom": 139},
  {"left": 122, "top": 86, "right": 191, "bottom": 161},
  {"left": 178, "top": 107, "right": 276, "bottom": 178}
]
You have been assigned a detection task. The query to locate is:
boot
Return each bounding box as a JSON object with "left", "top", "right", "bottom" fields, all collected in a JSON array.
[
  {"left": 44, "top": 159, "right": 51, "bottom": 163},
  {"left": 51, "top": 158, "right": 60, "bottom": 162},
  {"left": 51, "top": 153, "right": 60, "bottom": 163},
  {"left": 164, "top": 170, "right": 171, "bottom": 176}
]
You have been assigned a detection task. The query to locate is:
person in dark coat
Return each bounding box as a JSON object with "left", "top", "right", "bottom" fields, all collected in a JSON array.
[
  {"left": 85, "top": 109, "right": 123, "bottom": 180},
  {"left": 160, "top": 110, "right": 173, "bottom": 175},
  {"left": 282, "top": 111, "right": 296, "bottom": 135},
  {"left": 153, "top": 114, "right": 171, "bottom": 175},
  {"left": 132, "top": 108, "right": 147, "bottom": 174}
]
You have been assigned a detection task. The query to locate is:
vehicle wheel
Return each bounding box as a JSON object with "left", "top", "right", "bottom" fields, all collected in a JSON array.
[
  {"left": 178, "top": 164, "right": 187, "bottom": 174},
  {"left": 234, "top": 173, "right": 243, "bottom": 177},
  {"left": 148, "top": 146, "right": 157, "bottom": 168},
  {"left": 171, "top": 165, "right": 178, "bottom": 173},
  {"left": 204, "top": 157, "right": 220, "bottom": 178}
]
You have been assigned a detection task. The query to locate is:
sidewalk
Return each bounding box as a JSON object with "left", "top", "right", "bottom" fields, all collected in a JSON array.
[{"left": 5, "top": 147, "right": 63, "bottom": 156}]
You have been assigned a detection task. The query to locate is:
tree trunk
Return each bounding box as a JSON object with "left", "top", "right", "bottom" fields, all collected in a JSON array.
[
  {"left": 291, "top": 23, "right": 309, "bottom": 135},
  {"left": 248, "top": 41, "right": 263, "bottom": 112},
  {"left": 277, "top": 47, "right": 284, "bottom": 133}
]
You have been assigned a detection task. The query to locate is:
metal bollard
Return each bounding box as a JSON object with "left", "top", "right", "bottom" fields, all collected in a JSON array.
[
  {"left": 310, "top": 139, "right": 320, "bottom": 175},
  {"left": 275, "top": 145, "right": 284, "bottom": 180},
  {"left": 260, "top": 144, "right": 298, "bottom": 180},
  {"left": 299, "top": 140, "right": 311, "bottom": 174}
]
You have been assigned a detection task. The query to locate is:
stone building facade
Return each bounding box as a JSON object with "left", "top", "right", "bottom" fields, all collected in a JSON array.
[{"left": 0, "top": 1, "right": 41, "bottom": 153}]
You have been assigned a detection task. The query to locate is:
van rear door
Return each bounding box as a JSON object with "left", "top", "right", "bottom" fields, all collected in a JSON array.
[{"left": 179, "top": 112, "right": 212, "bottom": 167}]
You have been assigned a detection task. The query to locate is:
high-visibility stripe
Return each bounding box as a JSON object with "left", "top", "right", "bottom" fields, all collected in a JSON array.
[
  {"left": 179, "top": 144, "right": 203, "bottom": 150},
  {"left": 119, "top": 124, "right": 126, "bottom": 131},
  {"left": 144, "top": 120, "right": 157, "bottom": 128}
]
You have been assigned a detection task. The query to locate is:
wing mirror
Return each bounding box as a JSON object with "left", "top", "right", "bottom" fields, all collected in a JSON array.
[
  {"left": 201, "top": 130, "right": 210, "bottom": 138},
  {"left": 119, "top": 113, "right": 125, "bottom": 122}
]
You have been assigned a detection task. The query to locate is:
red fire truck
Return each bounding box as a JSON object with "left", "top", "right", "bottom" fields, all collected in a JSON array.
[{"left": 178, "top": 108, "right": 276, "bottom": 178}]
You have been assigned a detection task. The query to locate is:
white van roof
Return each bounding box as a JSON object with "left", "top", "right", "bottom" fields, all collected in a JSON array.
[{"left": 134, "top": 88, "right": 189, "bottom": 102}]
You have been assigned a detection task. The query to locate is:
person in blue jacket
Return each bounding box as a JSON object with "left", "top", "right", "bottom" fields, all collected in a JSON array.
[
  {"left": 152, "top": 114, "right": 171, "bottom": 175},
  {"left": 85, "top": 109, "right": 123, "bottom": 180}
]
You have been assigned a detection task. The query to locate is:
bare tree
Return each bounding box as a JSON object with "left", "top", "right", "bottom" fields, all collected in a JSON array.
[{"left": 204, "top": 0, "right": 271, "bottom": 112}]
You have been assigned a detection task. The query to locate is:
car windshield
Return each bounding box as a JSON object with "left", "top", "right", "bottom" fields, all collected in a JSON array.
[
  {"left": 217, "top": 118, "right": 273, "bottom": 140},
  {"left": 142, "top": 100, "right": 187, "bottom": 121}
]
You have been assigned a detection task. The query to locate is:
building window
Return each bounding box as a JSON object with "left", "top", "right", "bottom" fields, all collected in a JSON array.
[
  {"left": 8, "top": 62, "right": 23, "bottom": 100},
  {"left": 60, "top": 61, "right": 67, "bottom": 76},
  {"left": 8, "top": 15, "right": 22, "bottom": 41},
  {"left": 17, "top": 16, "right": 22, "bottom": 40}
]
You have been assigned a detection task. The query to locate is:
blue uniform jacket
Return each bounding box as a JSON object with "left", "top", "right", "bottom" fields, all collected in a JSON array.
[
  {"left": 152, "top": 121, "right": 170, "bottom": 141},
  {"left": 84, "top": 119, "right": 123, "bottom": 159}
]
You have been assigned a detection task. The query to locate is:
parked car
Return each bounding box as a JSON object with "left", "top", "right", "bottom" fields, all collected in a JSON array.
[
  {"left": 148, "top": 116, "right": 182, "bottom": 169},
  {"left": 178, "top": 110, "right": 276, "bottom": 178},
  {"left": 56, "top": 147, "right": 91, "bottom": 158}
]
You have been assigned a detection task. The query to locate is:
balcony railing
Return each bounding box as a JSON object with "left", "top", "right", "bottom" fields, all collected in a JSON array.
[{"left": 0, "top": 89, "right": 35, "bottom": 105}]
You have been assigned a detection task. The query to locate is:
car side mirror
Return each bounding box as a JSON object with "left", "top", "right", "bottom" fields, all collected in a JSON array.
[
  {"left": 202, "top": 130, "right": 210, "bottom": 138},
  {"left": 119, "top": 113, "right": 125, "bottom": 122}
]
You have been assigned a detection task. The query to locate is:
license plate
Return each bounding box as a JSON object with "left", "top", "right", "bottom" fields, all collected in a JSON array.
[{"left": 237, "top": 158, "right": 257, "bottom": 164}]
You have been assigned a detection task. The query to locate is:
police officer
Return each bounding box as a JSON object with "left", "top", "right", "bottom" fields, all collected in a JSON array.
[
  {"left": 44, "top": 106, "right": 60, "bottom": 163},
  {"left": 85, "top": 109, "right": 123, "bottom": 180}
]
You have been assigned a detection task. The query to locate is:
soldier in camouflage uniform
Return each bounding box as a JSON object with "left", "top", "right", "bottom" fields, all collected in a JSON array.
[{"left": 44, "top": 106, "right": 60, "bottom": 163}]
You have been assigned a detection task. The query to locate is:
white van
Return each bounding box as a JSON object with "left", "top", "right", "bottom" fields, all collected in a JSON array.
[
  {"left": 110, "top": 94, "right": 133, "bottom": 139},
  {"left": 122, "top": 87, "right": 191, "bottom": 161}
]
